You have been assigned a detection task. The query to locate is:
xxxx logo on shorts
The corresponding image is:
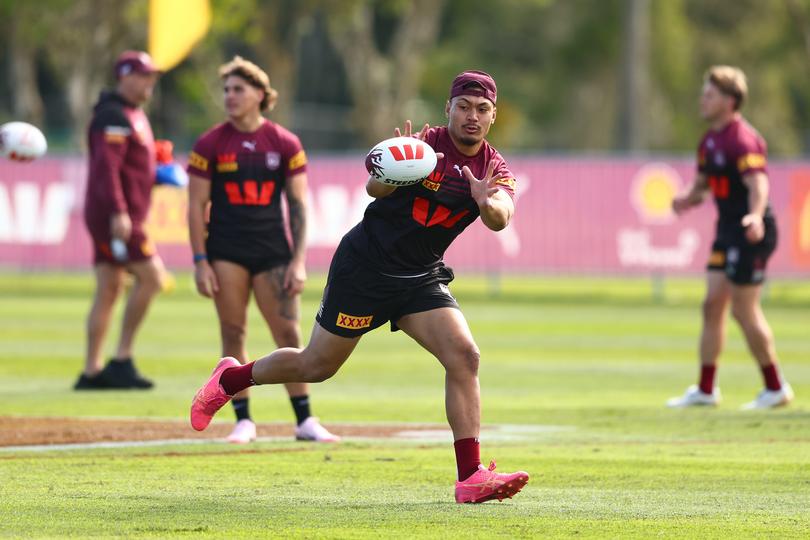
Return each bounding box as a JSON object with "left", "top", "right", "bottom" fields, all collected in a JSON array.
[{"left": 336, "top": 312, "right": 373, "bottom": 329}]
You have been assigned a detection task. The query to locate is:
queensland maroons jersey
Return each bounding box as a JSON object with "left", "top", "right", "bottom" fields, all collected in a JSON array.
[
  {"left": 697, "top": 117, "right": 772, "bottom": 229},
  {"left": 346, "top": 126, "right": 516, "bottom": 274},
  {"left": 187, "top": 119, "right": 307, "bottom": 258},
  {"left": 84, "top": 91, "right": 156, "bottom": 231}
]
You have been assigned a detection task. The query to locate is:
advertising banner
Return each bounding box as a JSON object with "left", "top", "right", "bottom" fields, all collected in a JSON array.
[{"left": 1, "top": 156, "right": 808, "bottom": 275}]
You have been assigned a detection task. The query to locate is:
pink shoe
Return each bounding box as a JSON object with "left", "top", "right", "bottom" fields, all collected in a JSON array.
[
  {"left": 190, "top": 357, "right": 240, "bottom": 431},
  {"left": 455, "top": 461, "right": 529, "bottom": 504},
  {"left": 226, "top": 419, "right": 257, "bottom": 444},
  {"left": 294, "top": 416, "right": 341, "bottom": 442}
]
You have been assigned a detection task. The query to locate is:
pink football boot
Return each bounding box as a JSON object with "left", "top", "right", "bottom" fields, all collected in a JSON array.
[
  {"left": 190, "top": 357, "right": 240, "bottom": 431},
  {"left": 455, "top": 461, "right": 529, "bottom": 503}
]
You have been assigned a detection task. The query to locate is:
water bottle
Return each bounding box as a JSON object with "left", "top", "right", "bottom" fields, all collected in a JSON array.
[{"left": 111, "top": 238, "right": 128, "bottom": 262}]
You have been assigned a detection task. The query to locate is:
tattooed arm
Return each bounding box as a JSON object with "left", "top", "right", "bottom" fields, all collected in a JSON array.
[{"left": 284, "top": 172, "right": 308, "bottom": 295}]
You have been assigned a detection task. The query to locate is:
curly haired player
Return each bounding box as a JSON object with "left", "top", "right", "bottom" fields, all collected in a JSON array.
[{"left": 187, "top": 56, "right": 338, "bottom": 444}]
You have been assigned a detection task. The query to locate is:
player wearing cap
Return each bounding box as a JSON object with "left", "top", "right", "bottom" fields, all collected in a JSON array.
[
  {"left": 189, "top": 69, "right": 529, "bottom": 503},
  {"left": 186, "top": 56, "right": 339, "bottom": 444},
  {"left": 76, "top": 51, "right": 166, "bottom": 390},
  {"left": 667, "top": 66, "right": 794, "bottom": 410}
]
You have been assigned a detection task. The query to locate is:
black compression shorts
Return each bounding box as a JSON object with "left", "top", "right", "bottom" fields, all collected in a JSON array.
[{"left": 315, "top": 240, "right": 459, "bottom": 338}]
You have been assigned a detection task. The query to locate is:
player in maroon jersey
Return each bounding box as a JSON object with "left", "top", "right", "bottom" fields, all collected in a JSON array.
[
  {"left": 75, "top": 51, "right": 166, "bottom": 390},
  {"left": 667, "top": 66, "right": 793, "bottom": 409},
  {"left": 190, "top": 70, "right": 529, "bottom": 503},
  {"left": 186, "top": 56, "right": 338, "bottom": 444}
]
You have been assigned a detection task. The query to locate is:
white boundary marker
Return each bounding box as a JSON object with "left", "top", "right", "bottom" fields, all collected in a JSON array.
[{"left": 0, "top": 423, "right": 574, "bottom": 453}]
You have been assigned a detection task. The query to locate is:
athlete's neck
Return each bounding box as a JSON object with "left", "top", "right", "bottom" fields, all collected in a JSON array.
[
  {"left": 229, "top": 113, "right": 265, "bottom": 133},
  {"left": 448, "top": 134, "right": 484, "bottom": 157},
  {"left": 709, "top": 111, "right": 739, "bottom": 132}
]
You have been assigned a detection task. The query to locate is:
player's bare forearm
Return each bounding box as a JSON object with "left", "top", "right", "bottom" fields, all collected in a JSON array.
[
  {"left": 286, "top": 173, "right": 309, "bottom": 261},
  {"left": 743, "top": 171, "right": 769, "bottom": 218},
  {"left": 187, "top": 175, "right": 210, "bottom": 256},
  {"left": 287, "top": 195, "right": 307, "bottom": 261},
  {"left": 366, "top": 176, "right": 397, "bottom": 198},
  {"left": 673, "top": 174, "right": 709, "bottom": 214},
  {"left": 478, "top": 191, "right": 514, "bottom": 231}
]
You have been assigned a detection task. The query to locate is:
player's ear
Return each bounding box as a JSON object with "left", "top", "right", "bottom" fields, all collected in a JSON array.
[
  {"left": 491, "top": 107, "right": 497, "bottom": 124},
  {"left": 445, "top": 100, "right": 451, "bottom": 118}
]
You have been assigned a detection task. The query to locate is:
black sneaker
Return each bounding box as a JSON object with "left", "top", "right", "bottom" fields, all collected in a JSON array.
[
  {"left": 73, "top": 372, "right": 115, "bottom": 390},
  {"left": 99, "top": 358, "right": 154, "bottom": 389}
]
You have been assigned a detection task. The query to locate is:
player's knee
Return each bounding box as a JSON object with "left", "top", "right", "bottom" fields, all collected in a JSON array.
[
  {"left": 273, "top": 327, "right": 301, "bottom": 349},
  {"left": 448, "top": 343, "right": 480, "bottom": 377},
  {"left": 730, "top": 302, "right": 755, "bottom": 327},
  {"left": 219, "top": 321, "right": 246, "bottom": 347},
  {"left": 299, "top": 349, "right": 341, "bottom": 382},
  {"left": 702, "top": 296, "right": 725, "bottom": 321},
  {"left": 141, "top": 269, "right": 163, "bottom": 295}
]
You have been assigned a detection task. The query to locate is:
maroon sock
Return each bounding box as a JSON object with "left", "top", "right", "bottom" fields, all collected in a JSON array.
[
  {"left": 761, "top": 364, "right": 782, "bottom": 391},
  {"left": 699, "top": 365, "right": 717, "bottom": 394},
  {"left": 454, "top": 438, "right": 481, "bottom": 481},
  {"left": 219, "top": 362, "right": 256, "bottom": 395}
]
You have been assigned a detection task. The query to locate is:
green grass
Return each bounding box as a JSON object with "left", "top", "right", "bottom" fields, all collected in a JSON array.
[{"left": 1, "top": 272, "right": 809, "bottom": 538}]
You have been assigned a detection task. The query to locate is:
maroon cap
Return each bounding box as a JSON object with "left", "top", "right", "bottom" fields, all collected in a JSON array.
[
  {"left": 449, "top": 70, "right": 497, "bottom": 104},
  {"left": 114, "top": 51, "right": 160, "bottom": 79}
]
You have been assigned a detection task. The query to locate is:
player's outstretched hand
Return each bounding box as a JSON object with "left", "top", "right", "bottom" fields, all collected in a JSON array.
[
  {"left": 741, "top": 213, "right": 765, "bottom": 244},
  {"left": 194, "top": 259, "right": 219, "bottom": 298},
  {"left": 463, "top": 160, "right": 501, "bottom": 207},
  {"left": 672, "top": 196, "right": 691, "bottom": 215},
  {"left": 393, "top": 120, "right": 444, "bottom": 160}
]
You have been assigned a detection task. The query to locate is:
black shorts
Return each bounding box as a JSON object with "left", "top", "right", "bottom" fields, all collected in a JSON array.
[
  {"left": 315, "top": 241, "right": 460, "bottom": 338},
  {"left": 206, "top": 239, "right": 290, "bottom": 276},
  {"left": 708, "top": 218, "right": 777, "bottom": 285}
]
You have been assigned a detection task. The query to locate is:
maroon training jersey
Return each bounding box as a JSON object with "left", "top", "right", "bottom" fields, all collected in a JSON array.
[
  {"left": 697, "top": 117, "right": 772, "bottom": 229},
  {"left": 187, "top": 119, "right": 307, "bottom": 258},
  {"left": 84, "top": 91, "right": 156, "bottom": 231},
  {"left": 346, "top": 126, "right": 516, "bottom": 274}
]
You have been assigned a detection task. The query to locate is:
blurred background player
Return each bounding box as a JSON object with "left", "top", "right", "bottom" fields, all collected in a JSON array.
[
  {"left": 75, "top": 51, "right": 166, "bottom": 390},
  {"left": 187, "top": 56, "right": 339, "bottom": 444},
  {"left": 667, "top": 65, "right": 794, "bottom": 410},
  {"left": 190, "top": 70, "right": 529, "bottom": 503}
]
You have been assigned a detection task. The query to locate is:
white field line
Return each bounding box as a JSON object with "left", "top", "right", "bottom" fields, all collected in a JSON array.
[{"left": 0, "top": 424, "right": 573, "bottom": 453}]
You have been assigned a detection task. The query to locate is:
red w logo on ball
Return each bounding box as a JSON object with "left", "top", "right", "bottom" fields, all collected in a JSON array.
[{"left": 387, "top": 143, "right": 425, "bottom": 161}]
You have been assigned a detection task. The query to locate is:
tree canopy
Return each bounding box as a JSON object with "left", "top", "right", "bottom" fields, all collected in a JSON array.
[{"left": 2, "top": 0, "right": 810, "bottom": 155}]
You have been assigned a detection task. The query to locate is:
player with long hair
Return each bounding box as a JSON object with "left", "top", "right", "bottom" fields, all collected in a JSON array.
[{"left": 187, "top": 56, "right": 339, "bottom": 443}]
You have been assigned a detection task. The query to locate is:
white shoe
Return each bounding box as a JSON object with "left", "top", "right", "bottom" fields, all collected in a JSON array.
[
  {"left": 741, "top": 383, "right": 794, "bottom": 410},
  {"left": 294, "top": 417, "right": 340, "bottom": 442},
  {"left": 666, "top": 385, "right": 721, "bottom": 407},
  {"left": 226, "top": 419, "right": 257, "bottom": 444}
]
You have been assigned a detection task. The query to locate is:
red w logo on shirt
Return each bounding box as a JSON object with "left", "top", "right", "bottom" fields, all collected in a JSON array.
[
  {"left": 224, "top": 180, "right": 275, "bottom": 206},
  {"left": 388, "top": 143, "right": 425, "bottom": 161},
  {"left": 412, "top": 197, "right": 470, "bottom": 228}
]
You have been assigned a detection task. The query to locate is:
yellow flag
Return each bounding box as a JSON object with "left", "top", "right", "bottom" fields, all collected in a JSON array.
[{"left": 148, "top": 0, "right": 211, "bottom": 71}]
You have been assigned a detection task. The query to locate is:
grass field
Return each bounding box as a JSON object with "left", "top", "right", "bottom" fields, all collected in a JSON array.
[{"left": 1, "top": 272, "right": 809, "bottom": 538}]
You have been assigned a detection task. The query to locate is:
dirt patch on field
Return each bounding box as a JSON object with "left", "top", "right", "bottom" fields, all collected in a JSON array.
[{"left": 0, "top": 416, "right": 445, "bottom": 447}]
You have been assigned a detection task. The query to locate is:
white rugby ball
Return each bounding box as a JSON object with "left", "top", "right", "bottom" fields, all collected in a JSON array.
[
  {"left": 365, "top": 136, "right": 437, "bottom": 186},
  {"left": 0, "top": 121, "right": 48, "bottom": 162}
]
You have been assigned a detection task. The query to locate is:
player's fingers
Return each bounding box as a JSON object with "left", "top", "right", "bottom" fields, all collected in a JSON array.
[
  {"left": 394, "top": 127, "right": 402, "bottom": 137},
  {"left": 210, "top": 272, "right": 220, "bottom": 294},
  {"left": 484, "top": 159, "right": 496, "bottom": 180},
  {"left": 404, "top": 119, "right": 412, "bottom": 137},
  {"left": 461, "top": 165, "right": 477, "bottom": 183},
  {"left": 435, "top": 152, "right": 445, "bottom": 160},
  {"left": 418, "top": 123, "right": 430, "bottom": 140}
]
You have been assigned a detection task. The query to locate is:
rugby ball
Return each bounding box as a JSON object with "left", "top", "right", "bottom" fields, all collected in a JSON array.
[
  {"left": 365, "top": 136, "right": 437, "bottom": 186},
  {"left": 0, "top": 121, "right": 48, "bottom": 162}
]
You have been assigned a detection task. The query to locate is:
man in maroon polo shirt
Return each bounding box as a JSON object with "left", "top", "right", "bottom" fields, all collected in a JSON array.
[{"left": 76, "top": 51, "right": 165, "bottom": 390}]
